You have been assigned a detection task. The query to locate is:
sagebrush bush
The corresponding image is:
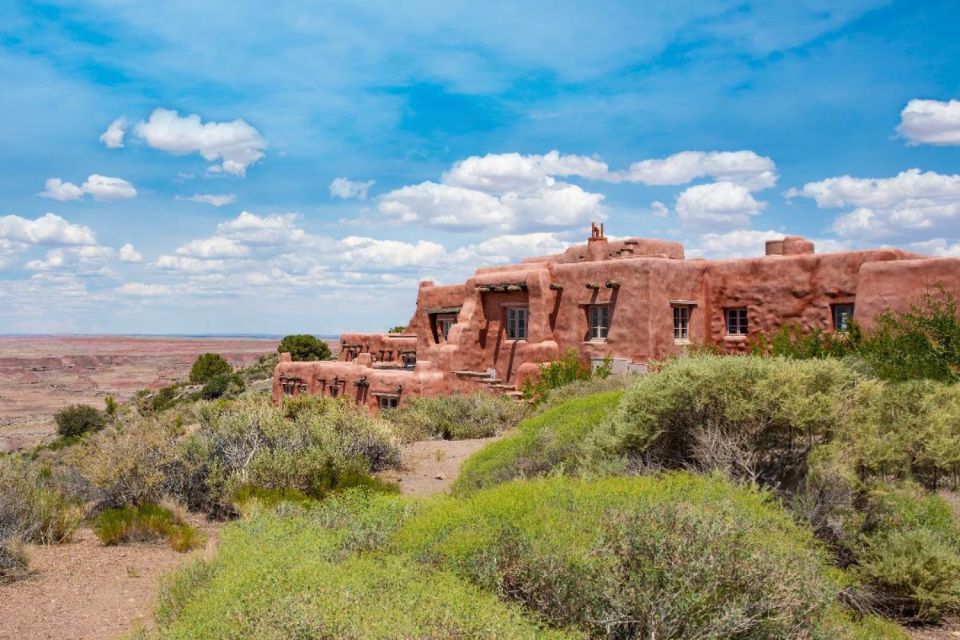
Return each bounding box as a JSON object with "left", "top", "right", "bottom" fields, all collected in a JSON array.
[
  {"left": 397, "top": 474, "right": 839, "bottom": 639},
  {"left": 277, "top": 334, "right": 332, "bottom": 361},
  {"left": 0, "top": 455, "right": 81, "bottom": 544},
  {"left": 521, "top": 349, "right": 596, "bottom": 404},
  {"left": 55, "top": 404, "right": 104, "bottom": 438},
  {"left": 199, "top": 372, "right": 245, "bottom": 400},
  {"left": 587, "top": 356, "right": 857, "bottom": 487},
  {"left": 453, "top": 390, "right": 624, "bottom": 495},
  {"left": 385, "top": 392, "right": 525, "bottom": 443}
]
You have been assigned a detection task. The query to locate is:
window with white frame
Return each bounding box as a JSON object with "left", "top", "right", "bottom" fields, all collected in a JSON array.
[
  {"left": 589, "top": 305, "right": 610, "bottom": 341},
  {"left": 505, "top": 306, "right": 528, "bottom": 340},
  {"left": 832, "top": 303, "right": 855, "bottom": 332},
  {"left": 725, "top": 307, "right": 748, "bottom": 336},
  {"left": 673, "top": 305, "right": 690, "bottom": 341}
]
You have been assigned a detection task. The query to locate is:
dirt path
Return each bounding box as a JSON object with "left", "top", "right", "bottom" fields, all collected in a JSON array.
[
  {"left": 0, "top": 520, "right": 218, "bottom": 640},
  {"left": 380, "top": 435, "right": 500, "bottom": 496}
]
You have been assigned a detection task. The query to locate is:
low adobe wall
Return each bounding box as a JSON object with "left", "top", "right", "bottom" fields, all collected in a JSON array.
[{"left": 855, "top": 258, "right": 960, "bottom": 329}]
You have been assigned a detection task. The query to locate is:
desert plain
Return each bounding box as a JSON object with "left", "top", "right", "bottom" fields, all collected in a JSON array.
[{"left": 0, "top": 335, "right": 278, "bottom": 452}]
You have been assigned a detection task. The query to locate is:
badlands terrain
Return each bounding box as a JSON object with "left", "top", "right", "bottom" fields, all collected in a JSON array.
[{"left": 0, "top": 335, "right": 278, "bottom": 452}]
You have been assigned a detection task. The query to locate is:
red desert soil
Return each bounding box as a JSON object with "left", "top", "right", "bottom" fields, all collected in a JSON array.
[
  {"left": 380, "top": 436, "right": 501, "bottom": 496},
  {"left": 0, "top": 518, "right": 219, "bottom": 640},
  {"left": 0, "top": 335, "right": 278, "bottom": 452}
]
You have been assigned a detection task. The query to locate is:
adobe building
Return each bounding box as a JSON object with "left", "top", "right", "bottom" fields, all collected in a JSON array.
[{"left": 274, "top": 223, "right": 960, "bottom": 411}]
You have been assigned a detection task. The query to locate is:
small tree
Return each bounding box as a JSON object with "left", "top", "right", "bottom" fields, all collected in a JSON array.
[
  {"left": 521, "top": 349, "right": 594, "bottom": 404},
  {"left": 277, "top": 334, "right": 332, "bottom": 361},
  {"left": 387, "top": 325, "right": 408, "bottom": 333},
  {"left": 189, "top": 353, "right": 232, "bottom": 384},
  {"left": 55, "top": 404, "right": 104, "bottom": 438}
]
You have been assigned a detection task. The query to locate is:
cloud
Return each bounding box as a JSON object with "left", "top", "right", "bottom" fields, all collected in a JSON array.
[
  {"left": 133, "top": 108, "right": 266, "bottom": 176},
  {"left": 118, "top": 243, "right": 143, "bottom": 263},
  {"left": 689, "top": 229, "right": 784, "bottom": 259},
  {"left": 0, "top": 213, "right": 97, "bottom": 245},
  {"left": 176, "top": 236, "right": 250, "bottom": 258},
  {"left": 177, "top": 193, "right": 237, "bottom": 207},
  {"left": 23, "top": 245, "right": 115, "bottom": 272},
  {"left": 613, "top": 151, "right": 777, "bottom": 191},
  {"left": 216, "top": 211, "right": 307, "bottom": 246},
  {"left": 897, "top": 99, "right": 960, "bottom": 146},
  {"left": 443, "top": 150, "right": 610, "bottom": 194},
  {"left": 154, "top": 255, "right": 227, "bottom": 272},
  {"left": 787, "top": 169, "right": 960, "bottom": 239},
  {"left": 40, "top": 175, "right": 137, "bottom": 201},
  {"left": 650, "top": 201, "right": 670, "bottom": 217},
  {"left": 116, "top": 282, "right": 172, "bottom": 296},
  {"left": 329, "top": 177, "right": 375, "bottom": 200},
  {"left": 99, "top": 117, "right": 128, "bottom": 148},
  {"left": 675, "top": 181, "right": 765, "bottom": 230}
]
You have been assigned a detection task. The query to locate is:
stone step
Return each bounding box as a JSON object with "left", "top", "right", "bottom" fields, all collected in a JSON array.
[
  {"left": 477, "top": 377, "right": 503, "bottom": 385},
  {"left": 489, "top": 384, "right": 517, "bottom": 391},
  {"left": 453, "top": 370, "right": 492, "bottom": 378}
]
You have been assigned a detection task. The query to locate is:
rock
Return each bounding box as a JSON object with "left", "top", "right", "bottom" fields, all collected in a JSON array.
[{"left": 434, "top": 473, "right": 445, "bottom": 480}]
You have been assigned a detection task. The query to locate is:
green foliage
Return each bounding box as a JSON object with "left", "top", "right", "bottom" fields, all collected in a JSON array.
[
  {"left": 104, "top": 395, "right": 119, "bottom": 417},
  {"left": 0, "top": 455, "right": 81, "bottom": 545},
  {"left": 860, "top": 288, "right": 960, "bottom": 382},
  {"left": 852, "top": 486, "right": 960, "bottom": 621},
  {"left": 397, "top": 474, "right": 839, "bottom": 639},
  {"left": 521, "top": 348, "right": 593, "bottom": 404},
  {"left": 93, "top": 503, "right": 205, "bottom": 552},
  {"left": 237, "top": 353, "right": 279, "bottom": 383},
  {"left": 752, "top": 324, "right": 861, "bottom": 359},
  {"left": 199, "top": 372, "right": 245, "bottom": 400},
  {"left": 387, "top": 325, "right": 408, "bottom": 333},
  {"left": 385, "top": 392, "right": 525, "bottom": 443},
  {"left": 150, "top": 492, "right": 575, "bottom": 640},
  {"left": 188, "top": 353, "right": 232, "bottom": 384},
  {"left": 454, "top": 391, "right": 624, "bottom": 495},
  {"left": 54, "top": 404, "right": 105, "bottom": 438},
  {"left": 277, "top": 334, "right": 332, "bottom": 361},
  {"left": 589, "top": 355, "right": 857, "bottom": 485}
]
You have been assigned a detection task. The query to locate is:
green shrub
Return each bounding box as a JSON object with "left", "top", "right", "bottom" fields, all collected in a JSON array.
[
  {"left": 176, "top": 395, "right": 400, "bottom": 515},
  {"left": 0, "top": 539, "right": 29, "bottom": 584},
  {"left": 237, "top": 353, "right": 279, "bottom": 383},
  {"left": 588, "top": 355, "right": 856, "bottom": 486},
  {"left": 397, "top": 474, "right": 839, "bottom": 639},
  {"left": 454, "top": 390, "right": 624, "bottom": 495},
  {"left": 521, "top": 349, "right": 594, "bottom": 404},
  {"left": 385, "top": 392, "right": 525, "bottom": 443},
  {"left": 0, "top": 455, "right": 81, "bottom": 544},
  {"left": 387, "top": 325, "right": 408, "bottom": 333},
  {"left": 93, "top": 503, "right": 205, "bottom": 553},
  {"left": 54, "top": 404, "right": 104, "bottom": 438},
  {"left": 199, "top": 372, "right": 244, "bottom": 400},
  {"left": 150, "top": 496, "right": 576, "bottom": 640},
  {"left": 277, "top": 334, "right": 332, "bottom": 361},
  {"left": 852, "top": 486, "right": 960, "bottom": 621},
  {"left": 751, "top": 324, "right": 861, "bottom": 360},
  {"left": 188, "top": 353, "right": 232, "bottom": 384}
]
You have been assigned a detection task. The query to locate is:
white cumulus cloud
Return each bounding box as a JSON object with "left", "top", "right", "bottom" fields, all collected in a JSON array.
[
  {"left": 116, "top": 282, "right": 172, "bottom": 296},
  {"left": 40, "top": 175, "right": 137, "bottom": 201},
  {"left": 690, "top": 229, "right": 784, "bottom": 259},
  {"left": 613, "top": 150, "right": 777, "bottom": 191},
  {"left": 118, "top": 243, "right": 143, "bottom": 263},
  {"left": 329, "top": 178, "right": 375, "bottom": 200},
  {"left": 133, "top": 108, "right": 266, "bottom": 176},
  {"left": 897, "top": 99, "right": 960, "bottom": 146},
  {"left": 675, "top": 181, "right": 765, "bottom": 230},
  {"left": 788, "top": 169, "right": 960, "bottom": 239},
  {"left": 0, "top": 213, "right": 97, "bottom": 245},
  {"left": 99, "top": 117, "right": 128, "bottom": 148}
]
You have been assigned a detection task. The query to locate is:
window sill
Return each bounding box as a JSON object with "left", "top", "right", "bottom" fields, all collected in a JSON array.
[
  {"left": 723, "top": 335, "right": 748, "bottom": 342},
  {"left": 585, "top": 339, "right": 608, "bottom": 344},
  {"left": 674, "top": 339, "right": 691, "bottom": 346}
]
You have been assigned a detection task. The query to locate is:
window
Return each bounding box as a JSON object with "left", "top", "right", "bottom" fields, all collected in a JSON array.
[
  {"left": 436, "top": 315, "right": 456, "bottom": 342},
  {"left": 725, "top": 307, "right": 748, "bottom": 336},
  {"left": 589, "top": 305, "right": 610, "bottom": 341},
  {"left": 673, "top": 305, "right": 690, "bottom": 341},
  {"left": 378, "top": 395, "right": 399, "bottom": 410},
  {"left": 506, "top": 306, "right": 528, "bottom": 340},
  {"left": 832, "top": 304, "right": 855, "bottom": 332}
]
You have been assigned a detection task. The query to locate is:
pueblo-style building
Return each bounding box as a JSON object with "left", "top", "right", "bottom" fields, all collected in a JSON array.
[{"left": 273, "top": 223, "right": 960, "bottom": 411}]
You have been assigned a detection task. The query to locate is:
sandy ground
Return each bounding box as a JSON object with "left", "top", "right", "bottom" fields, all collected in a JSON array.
[
  {"left": 0, "top": 517, "right": 219, "bottom": 640},
  {"left": 0, "top": 336, "right": 278, "bottom": 451},
  {"left": 380, "top": 436, "right": 501, "bottom": 496}
]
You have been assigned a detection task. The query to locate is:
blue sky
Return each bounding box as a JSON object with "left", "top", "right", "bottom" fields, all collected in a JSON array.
[{"left": 1, "top": 0, "right": 959, "bottom": 334}]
